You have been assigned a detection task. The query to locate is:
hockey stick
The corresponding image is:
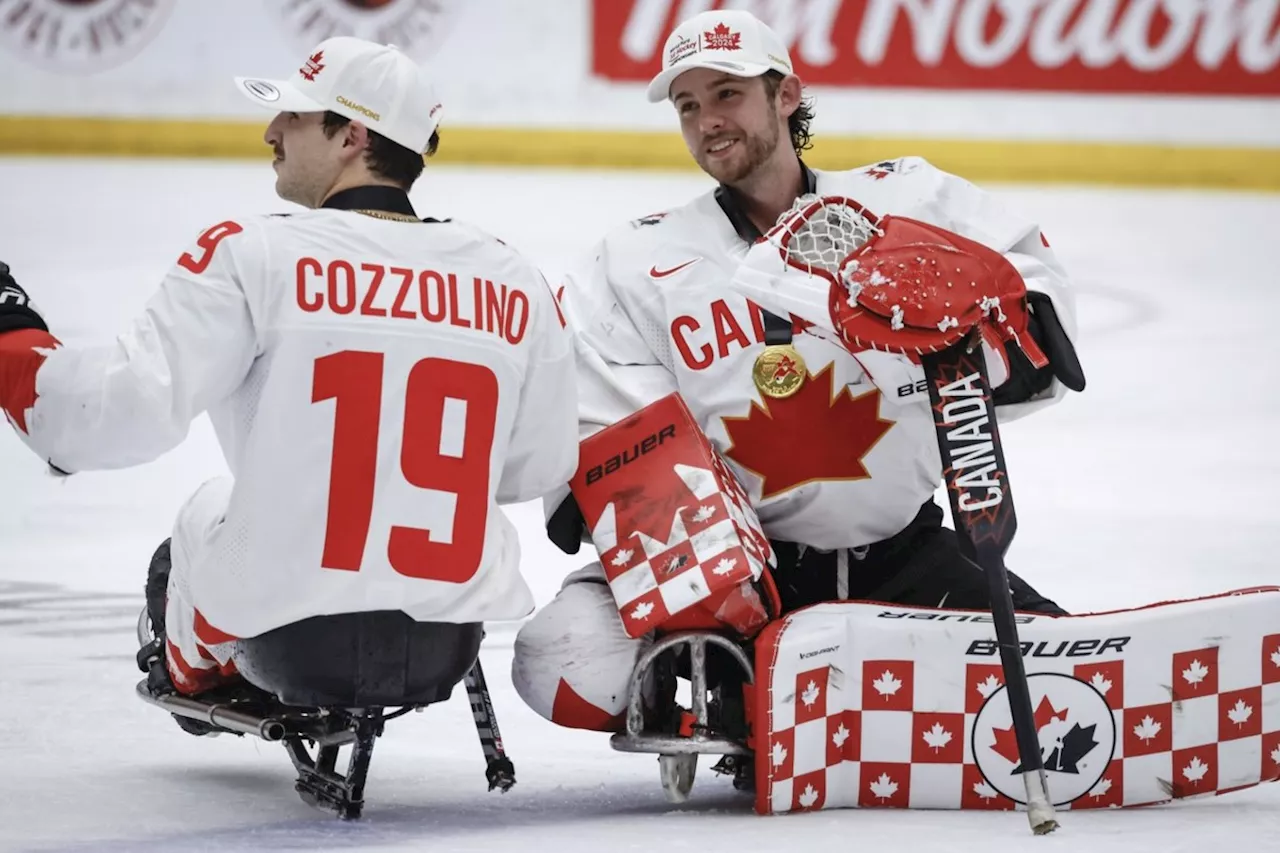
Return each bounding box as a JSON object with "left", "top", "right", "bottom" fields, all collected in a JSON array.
[
  {"left": 462, "top": 658, "right": 516, "bottom": 792},
  {"left": 921, "top": 338, "right": 1058, "bottom": 835}
]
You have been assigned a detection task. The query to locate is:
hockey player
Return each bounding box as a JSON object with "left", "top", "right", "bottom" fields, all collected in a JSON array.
[
  {"left": 0, "top": 37, "right": 577, "bottom": 728},
  {"left": 512, "top": 10, "right": 1087, "bottom": 732}
]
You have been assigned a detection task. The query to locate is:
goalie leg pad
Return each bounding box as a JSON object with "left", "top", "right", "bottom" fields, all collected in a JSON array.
[
  {"left": 752, "top": 588, "right": 1280, "bottom": 814},
  {"left": 512, "top": 563, "right": 653, "bottom": 732}
]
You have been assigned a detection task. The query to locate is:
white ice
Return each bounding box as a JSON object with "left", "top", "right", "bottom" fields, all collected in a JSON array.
[{"left": 1, "top": 158, "right": 1277, "bottom": 852}]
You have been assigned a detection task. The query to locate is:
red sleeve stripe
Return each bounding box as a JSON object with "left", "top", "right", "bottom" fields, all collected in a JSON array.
[{"left": 0, "top": 329, "right": 60, "bottom": 434}]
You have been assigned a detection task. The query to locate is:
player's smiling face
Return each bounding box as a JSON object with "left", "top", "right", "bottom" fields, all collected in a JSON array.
[
  {"left": 263, "top": 110, "right": 345, "bottom": 208},
  {"left": 671, "top": 69, "right": 782, "bottom": 185}
]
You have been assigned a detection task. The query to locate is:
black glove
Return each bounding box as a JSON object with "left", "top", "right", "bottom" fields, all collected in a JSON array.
[
  {"left": 994, "top": 291, "right": 1086, "bottom": 406},
  {"left": 546, "top": 492, "right": 587, "bottom": 555},
  {"left": 0, "top": 263, "right": 49, "bottom": 334}
]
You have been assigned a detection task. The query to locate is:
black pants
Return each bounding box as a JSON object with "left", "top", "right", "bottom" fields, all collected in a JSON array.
[{"left": 769, "top": 501, "right": 1066, "bottom": 616}]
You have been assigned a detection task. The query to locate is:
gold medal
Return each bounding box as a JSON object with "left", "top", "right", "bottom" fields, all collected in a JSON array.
[{"left": 752, "top": 344, "right": 807, "bottom": 399}]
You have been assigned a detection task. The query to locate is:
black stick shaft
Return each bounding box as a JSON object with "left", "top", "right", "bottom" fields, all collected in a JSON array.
[
  {"left": 463, "top": 658, "right": 516, "bottom": 792},
  {"left": 921, "top": 340, "right": 1056, "bottom": 831}
]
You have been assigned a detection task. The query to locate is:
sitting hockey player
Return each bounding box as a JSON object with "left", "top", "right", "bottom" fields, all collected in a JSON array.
[
  {"left": 511, "top": 10, "right": 1087, "bottom": 736},
  {"left": 0, "top": 37, "right": 577, "bottom": 732}
]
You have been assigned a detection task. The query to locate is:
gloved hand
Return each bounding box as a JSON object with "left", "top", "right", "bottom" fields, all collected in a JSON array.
[
  {"left": 0, "top": 262, "right": 49, "bottom": 334},
  {"left": 994, "top": 291, "right": 1086, "bottom": 406}
]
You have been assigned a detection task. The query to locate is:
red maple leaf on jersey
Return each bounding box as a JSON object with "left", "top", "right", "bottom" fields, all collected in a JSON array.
[
  {"left": 299, "top": 51, "right": 325, "bottom": 81},
  {"left": 722, "top": 363, "right": 894, "bottom": 499},
  {"left": 990, "top": 696, "right": 1069, "bottom": 765},
  {"left": 0, "top": 329, "right": 60, "bottom": 434},
  {"left": 703, "top": 23, "right": 742, "bottom": 51}
]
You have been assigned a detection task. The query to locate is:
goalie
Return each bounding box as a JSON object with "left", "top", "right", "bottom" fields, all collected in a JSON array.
[
  {"left": 513, "top": 11, "right": 1280, "bottom": 817},
  {"left": 511, "top": 9, "right": 1086, "bottom": 735}
]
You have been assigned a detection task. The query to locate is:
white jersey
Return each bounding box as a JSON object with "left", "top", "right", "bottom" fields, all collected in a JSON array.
[
  {"left": 557, "top": 157, "right": 1078, "bottom": 552},
  {"left": 5, "top": 198, "right": 578, "bottom": 638}
]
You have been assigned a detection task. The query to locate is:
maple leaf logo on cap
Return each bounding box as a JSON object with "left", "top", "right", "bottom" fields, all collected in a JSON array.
[
  {"left": 300, "top": 50, "right": 325, "bottom": 81},
  {"left": 703, "top": 23, "right": 742, "bottom": 51}
]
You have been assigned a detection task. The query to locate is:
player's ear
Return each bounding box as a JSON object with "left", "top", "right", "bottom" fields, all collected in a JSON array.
[
  {"left": 342, "top": 120, "right": 371, "bottom": 154},
  {"left": 775, "top": 74, "right": 803, "bottom": 119}
]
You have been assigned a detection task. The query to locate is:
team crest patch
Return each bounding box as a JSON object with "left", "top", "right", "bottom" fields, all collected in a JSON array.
[
  {"left": 971, "top": 673, "right": 1117, "bottom": 806},
  {"left": 0, "top": 0, "right": 178, "bottom": 74},
  {"left": 265, "top": 0, "right": 461, "bottom": 59}
]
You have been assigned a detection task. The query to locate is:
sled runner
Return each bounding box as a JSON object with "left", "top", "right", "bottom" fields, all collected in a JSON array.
[{"left": 135, "top": 608, "right": 513, "bottom": 819}]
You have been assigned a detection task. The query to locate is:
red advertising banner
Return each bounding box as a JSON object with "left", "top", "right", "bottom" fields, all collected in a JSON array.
[{"left": 592, "top": 0, "right": 1280, "bottom": 96}]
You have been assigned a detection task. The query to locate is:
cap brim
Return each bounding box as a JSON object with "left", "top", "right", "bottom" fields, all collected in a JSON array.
[
  {"left": 645, "top": 59, "right": 773, "bottom": 103},
  {"left": 233, "top": 76, "right": 327, "bottom": 113}
]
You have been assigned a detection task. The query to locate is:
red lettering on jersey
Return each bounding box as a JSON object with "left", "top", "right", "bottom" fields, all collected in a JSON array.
[
  {"left": 448, "top": 274, "right": 471, "bottom": 329},
  {"left": 506, "top": 289, "right": 530, "bottom": 344},
  {"left": 178, "top": 221, "right": 243, "bottom": 275},
  {"left": 671, "top": 316, "right": 713, "bottom": 370},
  {"left": 296, "top": 257, "right": 324, "bottom": 312},
  {"left": 388, "top": 267, "right": 415, "bottom": 320},
  {"left": 551, "top": 284, "right": 567, "bottom": 328},
  {"left": 485, "top": 280, "right": 505, "bottom": 336},
  {"left": 293, "top": 261, "right": 527, "bottom": 345},
  {"left": 328, "top": 261, "right": 357, "bottom": 315},
  {"left": 359, "top": 263, "right": 387, "bottom": 318},
  {"left": 710, "top": 299, "right": 751, "bottom": 359},
  {"left": 419, "top": 270, "right": 446, "bottom": 322},
  {"left": 746, "top": 300, "right": 768, "bottom": 343}
]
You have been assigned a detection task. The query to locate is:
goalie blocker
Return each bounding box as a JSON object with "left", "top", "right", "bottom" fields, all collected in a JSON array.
[{"left": 753, "top": 587, "right": 1280, "bottom": 814}]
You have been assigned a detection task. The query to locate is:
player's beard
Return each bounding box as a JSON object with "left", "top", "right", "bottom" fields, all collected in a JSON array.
[{"left": 696, "top": 118, "right": 781, "bottom": 186}]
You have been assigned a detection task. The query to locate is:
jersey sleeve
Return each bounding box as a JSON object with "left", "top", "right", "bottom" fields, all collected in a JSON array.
[
  {"left": 495, "top": 268, "right": 580, "bottom": 505},
  {"left": 539, "top": 239, "right": 681, "bottom": 529},
  {"left": 4, "top": 219, "right": 262, "bottom": 472},
  {"left": 561, "top": 240, "right": 681, "bottom": 437}
]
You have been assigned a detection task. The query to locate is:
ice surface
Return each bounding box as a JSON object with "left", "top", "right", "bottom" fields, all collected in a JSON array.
[{"left": 1, "top": 158, "right": 1278, "bottom": 851}]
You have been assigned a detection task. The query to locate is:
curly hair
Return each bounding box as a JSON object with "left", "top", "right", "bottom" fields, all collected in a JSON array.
[
  {"left": 762, "top": 71, "right": 815, "bottom": 154},
  {"left": 321, "top": 111, "right": 439, "bottom": 189}
]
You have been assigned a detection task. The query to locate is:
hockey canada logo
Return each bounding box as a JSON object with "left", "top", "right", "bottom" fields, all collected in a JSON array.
[
  {"left": 266, "top": 0, "right": 461, "bottom": 60},
  {"left": 0, "top": 0, "right": 178, "bottom": 74},
  {"left": 971, "top": 672, "right": 1116, "bottom": 806}
]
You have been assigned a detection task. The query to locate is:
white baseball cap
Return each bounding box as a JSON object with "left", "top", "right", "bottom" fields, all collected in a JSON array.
[
  {"left": 234, "top": 36, "right": 443, "bottom": 154},
  {"left": 646, "top": 10, "right": 794, "bottom": 103}
]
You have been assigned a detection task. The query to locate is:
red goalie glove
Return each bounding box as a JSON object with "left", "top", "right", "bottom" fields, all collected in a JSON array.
[{"left": 768, "top": 196, "right": 1048, "bottom": 369}]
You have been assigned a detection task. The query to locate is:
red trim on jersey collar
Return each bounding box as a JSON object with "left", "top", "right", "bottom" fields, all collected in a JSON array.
[{"left": 322, "top": 185, "right": 418, "bottom": 218}]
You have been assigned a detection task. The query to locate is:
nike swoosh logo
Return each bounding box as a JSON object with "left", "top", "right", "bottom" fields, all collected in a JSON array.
[{"left": 649, "top": 258, "right": 702, "bottom": 279}]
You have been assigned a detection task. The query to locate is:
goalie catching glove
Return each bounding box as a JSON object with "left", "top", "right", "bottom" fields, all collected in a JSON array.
[{"left": 735, "top": 196, "right": 1085, "bottom": 398}]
